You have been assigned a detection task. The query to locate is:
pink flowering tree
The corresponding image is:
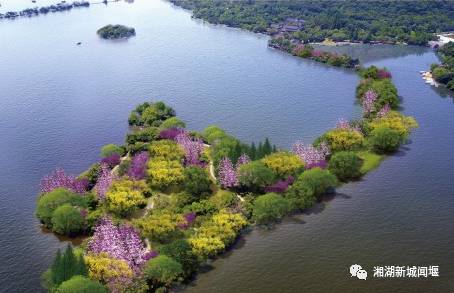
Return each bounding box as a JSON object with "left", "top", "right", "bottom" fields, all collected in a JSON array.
[
  {"left": 40, "top": 168, "right": 88, "bottom": 194},
  {"left": 127, "top": 152, "right": 149, "bottom": 180},
  {"left": 175, "top": 132, "right": 205, "bottom": 166},
  {"left": 377, "top": 103, "right": 391, "bottom": 117},
  {"left": 292, "top": 141, "right": 330, "bottom": 169},
  {"left": 377, "top": 69, "right": 392, "bottom": 79},
  {"left": 94, "top": 164, "right": 115, "bottom": 200},
  {"left": 312, "top": 50, "right": 322, "bottom": 58},
  {"left": 336, "top": 118, "right": 362, "bottom": 133},
  {"left": 235, "top": 153, "right": 251, "bottom": 171},
  {"left": 218, "top": 157, "right": 238, "bottom": 188},
  {"left": 336, "top": 118, "right": 351, "bottom": 130},
  {"left": 362, "top": 89, "right": 378, "bottom": 115},
  {"left": 87, "top": 218, "right": 157, "bottom": 273}
]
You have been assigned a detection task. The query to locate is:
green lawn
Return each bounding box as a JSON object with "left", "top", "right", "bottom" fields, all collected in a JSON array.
[{"left": 357, "top": 151, "right": 384, "bottom": 175}]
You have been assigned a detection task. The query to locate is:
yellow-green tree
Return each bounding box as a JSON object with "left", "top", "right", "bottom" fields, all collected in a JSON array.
[
  {"left": 84, "top": 253, "right": 133, "bottom": 291},
  {"left": 261, "top": 152, "right": 304, "bottom": 178},
  {"left": 322, "top": 128, "right": 365, "bottom": 152},
  {"left": 368, "top": 111, "right": 418, "bottom": 138},
  {"left": 147, "top": 159, "right": 185, "bottom": 189},
  {"left": 134, "top": 212, "right": 184, "bottom": 243},
  {"left": 148, "top": 140, "right": 184, "bottom": 161},
  {"left": 105, "top": 179, "right": 147, "bottom": 217},
  {"left": 189, "top": 211, "right": 247, "bottom": 258}
]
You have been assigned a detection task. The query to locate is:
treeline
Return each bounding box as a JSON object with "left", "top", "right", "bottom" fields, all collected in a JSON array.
[
  {"left": 431, "top": 42, "right": 454, "bottom": 90},
  {"left": 170, "top": 0, "right": 454, "bottom": 45}
]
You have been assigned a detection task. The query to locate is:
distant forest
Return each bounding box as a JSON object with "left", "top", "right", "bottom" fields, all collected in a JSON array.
[{"left": 170, "top": 0, "right": 454, "bottom": 45}]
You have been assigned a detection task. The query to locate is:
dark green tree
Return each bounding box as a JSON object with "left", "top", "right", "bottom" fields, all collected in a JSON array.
[{"left": 49, "top": 245, "right": 87, "bottom": 288}]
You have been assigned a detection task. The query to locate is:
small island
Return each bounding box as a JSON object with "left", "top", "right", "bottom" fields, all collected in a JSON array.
[
  {"left": 429, "top": 42, "right": 454, "bottom": 91},
  {"left": 97, "top": 24, "right": 136, "bottom": 40},
  {"left": 35, "top": 65, "right": 417, "bottom": 292}
]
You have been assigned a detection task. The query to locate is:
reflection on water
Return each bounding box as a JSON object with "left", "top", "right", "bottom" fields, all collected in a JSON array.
[{"left": 313, "top": 43, "right": 430, "bottom": 64}]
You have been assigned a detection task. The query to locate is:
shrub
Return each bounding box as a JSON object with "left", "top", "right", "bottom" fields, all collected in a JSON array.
[
  {"left": 237, "top": 161, "right": 275, "bottom": 192},
  {"left": 36, "top": 188, "right": 88, "bottom": 227},
  {"left": 147, "top": 159, "right": 185, "bottom": 190},
  {"left": 159, "top": 117, "right": 186, "bottom": 130},
  {"left": 144, "top": 255, "right": 183, "bottom": 286},
  {"left": 183, "top": 167, "right": 212, "bottom": 198},
  {"left": 285, "top": 168, "right": 337, "bottom": 209},
  {"left": 252, "top": 193, "right": 291, "bottom": 224},
  {"left": 105, "top": 179, "right": 148, "bottom": 217},
  {"left": 296, "top": 168, "right": 337, "bottom": 196},
  {"left": 321, "top": 128, "right": 365, "bottom": 152},
  {"left": 328, "top": 151, "right": 362, "bottom": 181},
  {"left": 265, "top": 176, "right": 294, "bottom": 193},
  {"left": 261, "top": 152, "right": 304, "bottom": 178},
  {"left": 158, "top": 239, "right": 199, "bottom": 279},
  {"left": 51, "top": 204, "right": 85, "bottom": 235},
  {"left": 183, "top": 199, "right": 218, "bottom": 215},
  {"left": 369, "top": 127, "right": 403, "bottom": 153},
  {"left": 100, "top": 144, "right": 124, "bottom": 158},
  {"left": 208, "top": 190, "right": 236, "bottom": 210},
  {"left": 56, "top": 276, "right": 107, "bottom": 293}
]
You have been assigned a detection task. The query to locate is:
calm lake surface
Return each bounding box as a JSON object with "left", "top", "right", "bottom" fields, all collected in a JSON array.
[{"left": 0, "top": 1, "right": 453, "bottom": 292}]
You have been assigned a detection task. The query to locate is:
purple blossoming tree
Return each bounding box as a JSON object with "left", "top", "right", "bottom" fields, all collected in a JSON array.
[
  {"left": 101, "top": 153, "right": 121, "bottom": 168},
  {"left": 336, "top": 118, "right": 362, "bottom": 133},
  {"left": 94, "top": 164, "right": 115, "bottom": 200},
  {"left": 218, "top": 157, "right": 238, "bottom": 188},
  {"left": 159, "top": 128, "right": 186, "bottom": 140},
  {"left": 40, "top": 168, "right": 88, "bottom": 194},
  {"left": 362, "top": 89, "right": 378, "bottom": 115},
  {"left": 292, "top": 141, "right": 330, "bottom": 169},
  {"left": 175, "top": 132, "right": 205, "bottom": 166},
  {"left": 87, "top": 218, "right": 157, "bottom": 273},
  {"left": 127, "top": 152, "right": 149, "bottom": 180},
  {"left": 236, "top": 153, "right": 251, "bottom": 170},
  {"left": 265, "top": 176, "right": 294, "bottom": 193},
  {"left": 177, "top": 212, "right": 197, "bottom": 230},
  {"left": 377, "top": 103, "right": 391, "bottom": 117},
  {"left": 377, "top": 69, "right": 392, "bottom": 79}
]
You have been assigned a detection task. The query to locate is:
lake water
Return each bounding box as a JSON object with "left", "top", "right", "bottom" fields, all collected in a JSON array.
[{"left": 0, "top": 1, "right": 453, "bottom": 292}]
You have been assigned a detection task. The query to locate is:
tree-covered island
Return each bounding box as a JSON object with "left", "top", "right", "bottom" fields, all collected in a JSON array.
[
  {"left": 97, "top": 25, "right": 136, "bottom": 40},
  {"left": 36, "top": 63, "right": 417, "bottom": 292},
  {"left": 430, "top": 42, "right": 454, "bottom": 91}
]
